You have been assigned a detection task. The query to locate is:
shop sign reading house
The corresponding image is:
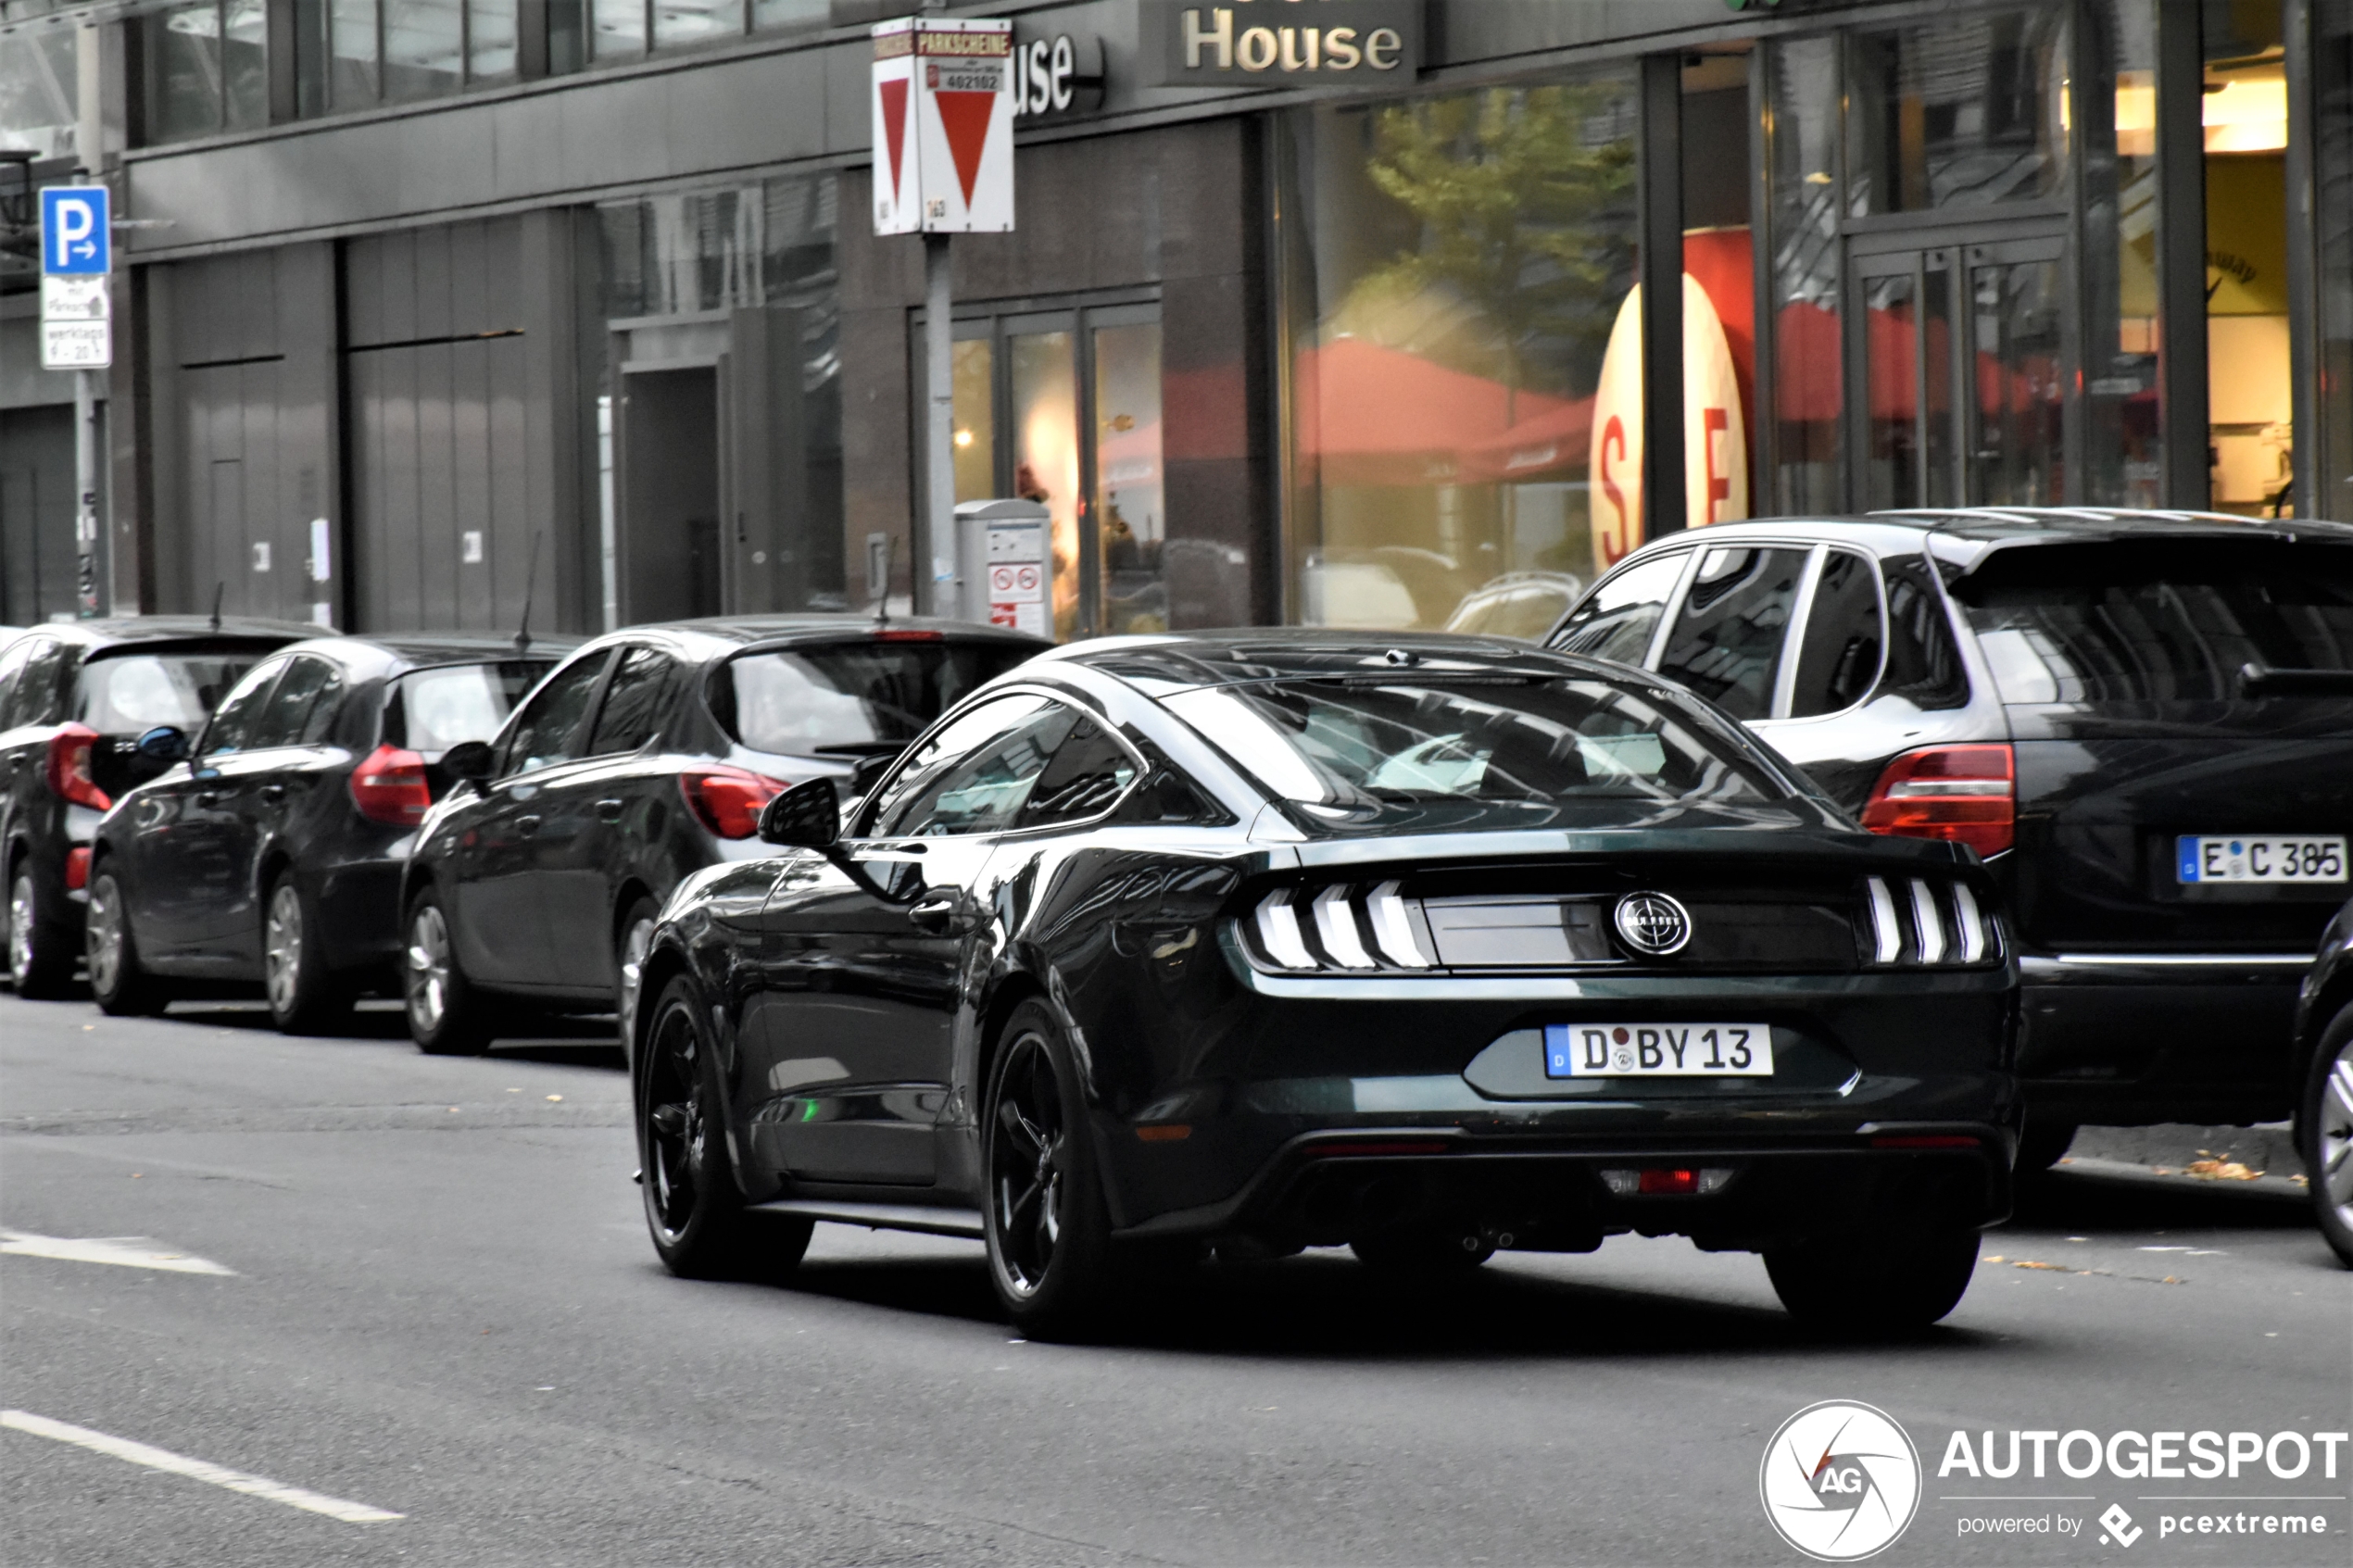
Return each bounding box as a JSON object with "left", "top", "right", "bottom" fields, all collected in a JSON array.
[{"left": 1143, "top": 0, "right": 1418, "bottom": 87}]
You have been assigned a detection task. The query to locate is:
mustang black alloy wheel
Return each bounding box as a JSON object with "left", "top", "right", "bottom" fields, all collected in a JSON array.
[
  {"left": 85, "top": 867, "right": 169, "bottom": 1017},
  {"left": 639, "top": 974, "right": 811, "bottom": 1280},
  {"left": 983, "top": 1000, "right": 1117, "bottom": 1339},
  {"left": 2300, "top": 1003, "right": 2353, "bottom": 1269}
]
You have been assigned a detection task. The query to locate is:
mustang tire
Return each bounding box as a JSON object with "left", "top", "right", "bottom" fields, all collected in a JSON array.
[
  {"left": 1764, "top": 1224, "right": 1980, "bottom": 1333},
  {"left": 983, "top": 1000, "right": 1117, "bottom": 1340}
]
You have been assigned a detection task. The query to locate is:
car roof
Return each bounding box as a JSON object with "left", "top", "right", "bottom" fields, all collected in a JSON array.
[
  {"left": 1041, "top": 630, "right": 1630, "bottom": 692},
  {"left": 271, "top": 631, "right": 585, "bottom": 673},
  {"left": 563, "top": 613, "right": 1053, "bottom": 664},
  {"left": 13, "top": 614, "right": 321, "bottom": 650}
]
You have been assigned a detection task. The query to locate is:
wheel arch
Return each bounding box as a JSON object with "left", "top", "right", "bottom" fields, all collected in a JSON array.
[
  {"left": 2293, "top": 973, "right": 2353, "bottom": 1150},
  {"left": 972, "top": 967, "right": 1054, "bottom": 1114},
  {"left": 611, "top": 878, "right": 660, "bottom": 951}
]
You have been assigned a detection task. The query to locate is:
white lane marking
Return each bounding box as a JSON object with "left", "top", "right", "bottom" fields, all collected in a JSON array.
[
  {"left": 1, "top": 1411, "right": 403, "bottom": 1523},
  {"left": 0, "top": 1227, "right": 236, "bottom": 1275}
]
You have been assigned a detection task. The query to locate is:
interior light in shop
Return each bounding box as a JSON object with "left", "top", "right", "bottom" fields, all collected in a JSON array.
[
  {"left": 2110, "top": 66, "right": 2286, "bottom": 155},
  {"left": 953, "top": 428, "right": 975, "bottom": 447}
]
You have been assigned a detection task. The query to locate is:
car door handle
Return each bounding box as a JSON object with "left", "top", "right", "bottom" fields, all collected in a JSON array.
[
  {"left": 907, "top": 892, "right": 964, "bottom": 933},
  {"left": 595, "top": 798, "right": 625, "bottom": 823},
  {"left": 517, "top": 815, "right": 542, "bottom": 836}
]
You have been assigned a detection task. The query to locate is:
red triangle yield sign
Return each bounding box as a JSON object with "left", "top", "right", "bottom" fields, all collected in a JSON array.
[
  {"left": 933, "top": 91, "right": 996, "bottom": 212},
  {"left": 877, "top": 77, "right": 910, "bottom": 201}
]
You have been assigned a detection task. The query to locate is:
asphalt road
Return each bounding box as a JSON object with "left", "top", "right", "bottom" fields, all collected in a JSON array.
[{"left": 4, "top": 991, "right": 2348, "bottom": 1568}]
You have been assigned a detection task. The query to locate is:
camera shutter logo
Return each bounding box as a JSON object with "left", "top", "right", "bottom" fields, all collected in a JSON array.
[
  {"left": 1614, "top": 891, "right": 1692, "bottom": 956},
  {"left": 1759, "top": 1401, "right": 1922, "bottom": 1561}
]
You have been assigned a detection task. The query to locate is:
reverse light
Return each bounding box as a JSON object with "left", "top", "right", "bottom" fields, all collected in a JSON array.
[
  {"left": 45, "top": 724, "right": 111, "bottom": 812},
  {"left": 681, "top": 768, "right": 788, "bottom": 840},
  {"left": 1860, "top": 744, "right": 2015, "bottom": 857},
  {"left": 348, "top": 744, "right": 434, "bottom": 825}
]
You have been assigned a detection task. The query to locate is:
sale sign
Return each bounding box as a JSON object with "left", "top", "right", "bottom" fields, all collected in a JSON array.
[
  {"left": 873, "top": 17, "right": 1015, "bottom": 235},
  {"left": 1587, "top": 274, "right": 1749, "bottom": 574}
]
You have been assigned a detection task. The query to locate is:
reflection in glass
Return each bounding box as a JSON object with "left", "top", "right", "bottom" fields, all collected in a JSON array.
[
  {"left": 951, "top": 338, "right": 995, "bottom": 503},
  {"left": 1278, "top": 75, "right": 1640, "bottom": 633},
  {"left": 223, "top": 0, "right": 268, "bottom": 128},
  {"left": 593, "top": 0, "right": 646, "bottom": 58},
  {"left": 1860, "top": 270, "right": 1919, "bottom": 512},
  {"left": 654, "top": 0, "right": 743, "bottom": 50},
  {"left": 469, "top": 0, "right": 517, "bottom": 81},
  {"left": 1970, "top": 258, "right": 2065, "bottom": 505},
  {"left": 327, "top": 0, "right": 379, "bottom": 105},
  {"left": 750, "top": 0, "right": 827, "bottom": 32},
  {"left": 1094, "top": 323, "right": 1165, "bottom": 635},
  {"left": 2082, "top": 0, "right": 2161, "bottom": 506},
  {"left": 1011, "top": 332, "right": 1080, "bottom": 640},
  {"left": 1921, "top": 257, "right": 1957, "bottom": 508},
  {"left": 1846, "top": 9, "right": 2070, "bottom": 215},
  {"left": 383, "top": 0, "right": 462, "bottom": 98},
  {"left": 146, "top": 4, "right": 224, "bottom": 142},
  {"left": 2203, "top": 0, "right": 2292, "bottom": 516},
  {"left": 1681, "top": 52, "right": 1757, "bottom": 533},
  {"left": 0, "top": 31, "right": 79, "bottom": 159},
  {"left": 1766, "top": 37, "right": 1843, "bottom": 514}
]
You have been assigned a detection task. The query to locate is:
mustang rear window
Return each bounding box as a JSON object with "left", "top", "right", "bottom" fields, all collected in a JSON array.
[
  {"left": 711, "top": 642, "right": 1036, "bottom": 757},
  {"left": 1162, "top": 677, "right": 1785, "bottom": 815},
  {"left": 1953, "top": 542, "right": 2353, "bottom": 703}
]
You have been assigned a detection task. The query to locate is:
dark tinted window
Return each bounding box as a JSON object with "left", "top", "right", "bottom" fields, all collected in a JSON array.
[
  {"left": 1552, "top": 553, "right": 1685, "bottom": 666},
  {"left": 587, "top": 647, "right": 676, "bottom": 756},
  {"left": 7, "top": 638, "right": 67, "bottom": 728},
  {"left": 865, "top": 693, "right": 1065, "bottom": 838},
  {"left": 388, "top": 661, "right": 554, "bottom": 755},
  {"left": 0, "top": 638, "right": 35, "bottom": 728},
  {"left": 1789, "top": 550, "right": 1886, "bottom": 717},
  {"left": 1656, "top": 547, "right": 1809, "bottom": 721},
  {"left": 75, "top": 648, "right": 273, "bottom": 734},
  {"left": 501, "top": 651, "right": 610, "bottom": 775},
  {"left": 1016, "top": 719, "right": 1139, "bottom": 830},
  {"left": 249, "top": 656, "right": 344, "bottom": 748},
  {"left": 1881, "top": 556, "right": 1969, "bottom": 709},
  {"left": 1953, "top": 542, "right": 2353, "bottom": 703},
  {"left": 202, "top": 659, "right": 289, "bottom": 755},
  {"left": 711, "top": 639, "right": 1038, "bottom": 757}
]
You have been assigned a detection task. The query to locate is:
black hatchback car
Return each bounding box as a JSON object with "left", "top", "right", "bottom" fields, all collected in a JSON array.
[
  {"left": 82, "top": 633, "right": 575, "bottom": 1029},
  {"left": 632, "top": 633, "right": 2016, "bottom": 1339},
  {"left": 399, "top": 616, "right": 1049, "bottom": 1056},
  {"left": 2, "top": 616, "right": 315, "bottom": 997},
  {"left": 1547, "top": 509, "right": 2353, "bottom": 1160}
]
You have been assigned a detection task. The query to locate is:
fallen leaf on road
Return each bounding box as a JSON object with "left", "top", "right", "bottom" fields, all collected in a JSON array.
[
  {"left": 1982, "top": 1254, "right": 2005, "bottom": 1263},
  {"left": 2184, "top": 1158, "right": 2259, "bottom": 1180},
  {"left": 2014, "top": 1260, "right": 2065, "bottom": 1270}
]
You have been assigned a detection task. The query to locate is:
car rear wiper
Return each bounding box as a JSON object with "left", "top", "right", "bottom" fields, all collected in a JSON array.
[{"left": 2237, "top": 663, "right": 2353, "bottom": 697}]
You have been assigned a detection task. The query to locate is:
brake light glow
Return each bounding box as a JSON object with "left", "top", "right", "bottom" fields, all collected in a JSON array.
[
  {"left": 349, "top": 745, "right": 434, "bottom": 825},
  {"left": 873, "top": 629, "right": 945, "bottom": 642},
  {"left": 1860, "top": 744, "right": 2015, "bottom": 856},
  {"left": 65, "top": 847, "right": 91, "bottom": 891},
  {"left": 681, "top": 768, "right": 788, "bottom": 840},
  {"left": 44, "top": 724, "right": 111, "bottom": 812}
]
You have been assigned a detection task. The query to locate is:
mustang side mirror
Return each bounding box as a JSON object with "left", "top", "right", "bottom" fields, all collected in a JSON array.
[
  {"left": 135, "top": 725, "right": 191, "bottom": 762},
  {"left": 442, "top": 740, "right": 497, "bottom": 782},
  {"left": 759, "top": 776, "right": 841, "bottom": 848},
  {"left": 849, "top": 750, "right": 901, "bottom": 798}
]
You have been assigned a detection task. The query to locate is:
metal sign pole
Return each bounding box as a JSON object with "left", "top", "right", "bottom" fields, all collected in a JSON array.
[
  {"left": 925, "top": 232, "right": 955, "bottom": 618},
  {"left": 40, "top": 182, "right": 113, "bottom": 619},
  {"left": 75, "top": 368, "right": 99, "bottom": 616}
]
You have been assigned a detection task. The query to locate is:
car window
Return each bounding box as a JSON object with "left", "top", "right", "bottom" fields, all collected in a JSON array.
[
  {"left": 587, "top": 646, "right": 676, "bottom": 756},
  {"left": 1550, "top": 553, "right": 1686, "bottom": 666},
  {"left": 500, "top": 651, "right": 611, "bottom": 776},
  {"left": 6, "top": 638, "right": 67, "bottom": 729},
  {"left": 1014, "top": 718, "right": 1139, "bottom": 831},
  {"left": 863, "top": 692, "right": 1067, "bottom": 838},
  {"left": 248, "top": 656, "right": 344, "bottom": 748},
  {"left": 389, "top": 661, "right": 554, "bottom": 756},
  {"left": 77, "top": 649, "right": 273, "bottom": 734},
  {"left": 1788, "top": 550, "right": 1887, "bottom": 718},
  {"left": 1880, "top": 556, "right": 1969, "bottom": 709},
  {"left": 201, "top": 658, "right": 290, "bottom": 756},
  {"left": 0, "top": 638, "right": 32, "bottom": 729},
  {"left": 710, "top": 639, "right": 1039, "bottom": 757},
  {"left": 1655, "top": 547, "right": 1810, "bottom": 721}
]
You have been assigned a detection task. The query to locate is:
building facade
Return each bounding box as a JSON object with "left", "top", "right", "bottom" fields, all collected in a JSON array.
[{"left": 3, "top": 0, "right": 2349, "bottom": 638}]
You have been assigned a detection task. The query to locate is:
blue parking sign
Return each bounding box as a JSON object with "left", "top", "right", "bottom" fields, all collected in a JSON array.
[{"left": 41, "top": 187, "right": 110, "bottom": 276}]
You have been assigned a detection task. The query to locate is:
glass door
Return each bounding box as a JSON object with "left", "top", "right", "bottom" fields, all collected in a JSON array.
[{"left": 1847, "top": 230, "right": 2069, "bottom": 509}]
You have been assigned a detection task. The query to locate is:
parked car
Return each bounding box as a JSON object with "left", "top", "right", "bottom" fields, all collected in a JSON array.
[
  {"left": 631, "top": 632, "right": 2017, "bottom": 1339},
  {"left": 2293, "top": 895, "right": 2353, "bottom": 1267},
  {"left": 1546, "top": 508, "right": 2353, "bottom": 1163},
  {"left": 2, "top": 615, "right": 317, "bottom": 997},
  {"left": 82, "top": 633, "right": 578, "bottom": 1029},
  {"left": 399, "top": 615, "right": 1050, "bottom": 1057}
]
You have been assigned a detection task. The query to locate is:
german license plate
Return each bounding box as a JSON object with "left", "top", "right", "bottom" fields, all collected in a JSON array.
[
  {"left": 2175, "top": 835, "right": 2347, "bottom": 884},
  {"left": 1543, "top": 1022, "right": 1774, "bottom": 1078}
]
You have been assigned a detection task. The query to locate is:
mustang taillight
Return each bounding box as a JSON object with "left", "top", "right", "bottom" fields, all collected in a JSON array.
[
  {"left": 681, "top": 768, "right": 787, "bottom": 840},
  {"left": 349, "top": 744, "right": 434, "bottom": 825},
  {"left": 45, "top": 723, "right": 111, "bottom": 812},
  {"left": 1860, "top": 743, "right": 2014, "bottom": 857},
  {"left": 1252, "top": 881, "right": 1432, "bottom": 972},
  {"left": 1861, "top": 876, "right": 1998, "bottom": 967}
]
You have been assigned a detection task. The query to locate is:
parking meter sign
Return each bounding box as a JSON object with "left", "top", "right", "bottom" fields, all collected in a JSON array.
[{"left": 41, "top": 187, "right": 111, "bottom": 276}]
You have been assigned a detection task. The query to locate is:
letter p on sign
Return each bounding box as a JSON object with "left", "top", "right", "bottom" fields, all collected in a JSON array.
[{"left": 42, "top": 187, "right": 110, "bottom": 276}]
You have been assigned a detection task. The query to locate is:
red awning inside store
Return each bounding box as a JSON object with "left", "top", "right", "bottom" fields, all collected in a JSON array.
[
  {"left": 1459, "top": 395, "right": 1597, "bottom": 484},
  {"left": 1292, "top": 337, "right": 1575, "bottom": 487}
]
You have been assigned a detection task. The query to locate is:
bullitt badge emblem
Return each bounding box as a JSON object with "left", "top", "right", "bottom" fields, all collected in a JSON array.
[{"left": 1613, "top": 891, "right": 1692, "bottom": 956}]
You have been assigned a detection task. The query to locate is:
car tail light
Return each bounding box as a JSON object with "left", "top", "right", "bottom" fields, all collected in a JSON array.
[
  {"left": 1250, "top": 882, "right": 1436, "bottom": 972},
  {"left": 65, "top": 847, "right": 91, "bottom": 891},
  {"left": 680, "top": 768, "right": 788, "bottom": 840},
  {"left": 872, "top": 629, "right": 944, "bottom": 642},
  {"left": 349, "top": 744, "right": 434, "bottom": 825},
  {"left": 1860, "top": 744, "right": 2014, "bottom": 857},
  {"left": 45, "top": 724, "right": 111, "bottom": 812},
  {"left": 1860, "top": 876, "right": 2001, "bottom": 967}
]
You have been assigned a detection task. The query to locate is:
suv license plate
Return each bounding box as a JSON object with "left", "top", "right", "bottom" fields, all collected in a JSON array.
[
  {"left": 2176, "top": 835, "right": 2347, "bottom": 884},
  {"left": 1544, "top": 1023, "right": 1774, "bottom": 1078}
]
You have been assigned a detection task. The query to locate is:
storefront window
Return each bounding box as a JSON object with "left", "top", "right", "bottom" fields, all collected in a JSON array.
[
  {"left": 0, "top": 28, "right": 78, "bottom": 162},
  {"left": 383, "top": 0, "right": 461, "bottom": 99},
  {"left": 2083, "top": 0, "right": 2163, "bottom": 507},
  {"left": 653, "top": 0, "right": 743, "bottom": 52},
  {"left": 1845, "top": 9, "right": 2070, "bottom": 216},
  {"left": 1764, "top": 37, "right": 1842, "bottom": 516},
  {"left": 2204, "top": 0, "right": 2293, "bottom": 516},
  {"left": 469, "top": 0, "right": 517, "bottom": 81},
  {"left": 330, "top": 0, "right": 380, "bottom": 106},
  {"left": 1278, "top": 74, "right": 1640, "bottom": 635},
  {"left": 144, "top": 0, "right": 267, "bottom": 141},
  {"left": 2317, "top": 0, "right": 2353, "bottom": 522},
  {"left": 750, "top": 0, "right": 827, "bottom": 34},
  {"left": 1681, "top": 52, "right": 1757, "bottom": 532},
  {"left": 1094, "top": 320, "right": 1165, "bottom": 635},
  {"left": 592, "top": 0, "right": 645, "bottom": 60}
]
